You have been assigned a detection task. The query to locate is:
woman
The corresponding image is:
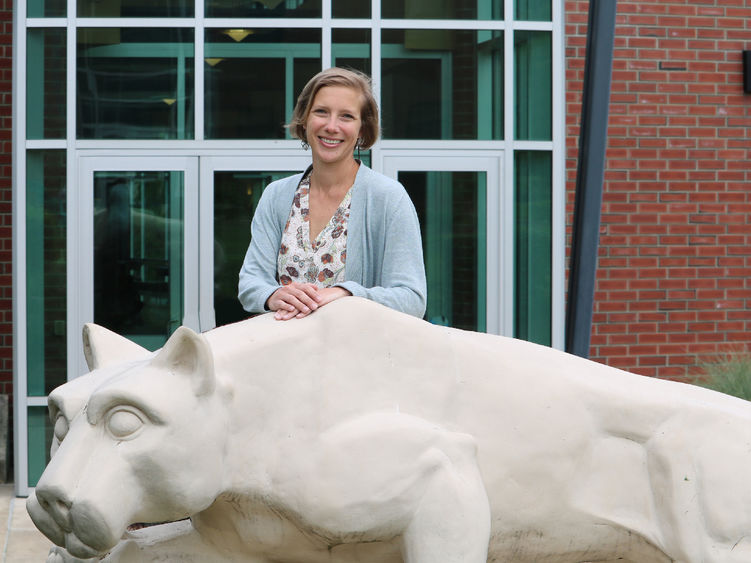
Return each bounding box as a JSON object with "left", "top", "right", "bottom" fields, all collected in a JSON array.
[{"left": 238, "top": 67, "right": 427, "bottom": 320}]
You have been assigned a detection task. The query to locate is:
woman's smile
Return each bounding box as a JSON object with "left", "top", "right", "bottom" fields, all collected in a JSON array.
[{"left": 319, "top": 137, "right": 344, "bottom": 146}]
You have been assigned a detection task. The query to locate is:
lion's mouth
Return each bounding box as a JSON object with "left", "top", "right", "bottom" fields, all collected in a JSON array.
[{"left": 127, "top": 517, "right": 188, "bottom": 532}]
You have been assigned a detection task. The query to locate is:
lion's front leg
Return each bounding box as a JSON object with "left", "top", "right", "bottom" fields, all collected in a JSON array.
[{"left": 275, "top": 412, "right": 491, "bottom": 563}]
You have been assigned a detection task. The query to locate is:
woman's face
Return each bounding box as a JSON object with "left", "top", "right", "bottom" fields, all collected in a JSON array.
[{"left": 305, "top": 85, "right": 363, "bottom": 168}]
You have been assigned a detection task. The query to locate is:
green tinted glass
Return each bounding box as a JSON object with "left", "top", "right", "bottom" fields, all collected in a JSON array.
[
  {"left": 27, "top": 29, "right": 66, "bottom": 139},
  {"left": 333, "top": 28, "right": 371, "bottom": 76},
  {"left": 400, "top": 171, "right": 487, "bottom": 332},
  {"left": 515, "top": 0, "right": 551, "bottom": 21},
  {"left": 382, "top": 30, "right": 503, "bottom": 140},
  {"left": 515, "top": 151, "right": 551, "bottom": 345},
  {"left": 77, "top": 28, "right": 195, "bottom": 139},
  {"left": 333, "top": 0, "right": 370, "bottom": 18},
  {"left": 78, "top": 0, "right": 193, "bottom": 17},
  {"left": 206, "top": 0, "right": 319, "bottom": 18},
  {"left": 214, "top": 170, "right": 304, "bottom": 327},
  {"left": 28, "top": 406, "right": 53, "bottom": 487},
  {"left": 26, "top": 151, "right": 67, "bottom": 397},
  {"left": 515, "top": 31, "right": 551, "bottom": 140},
  {"left": 204, "top": 28, "right": 320, "bottom": 139},
  {"left": 28, "top": 0, "right": 65, "bottom": 17},
  {"left": 382, "top": 0, "right": 502, "bottom": 19},
  {"left": 93, "top": 171, "right": 184, "bottom": 350}
]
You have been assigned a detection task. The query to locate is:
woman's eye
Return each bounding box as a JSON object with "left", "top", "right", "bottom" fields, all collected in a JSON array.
[
  {"left": 53, "top": 415, "right": 69, "bottom": 443},
  {"left": 106, "top": 408, "right": 144, "bottom": 439}
]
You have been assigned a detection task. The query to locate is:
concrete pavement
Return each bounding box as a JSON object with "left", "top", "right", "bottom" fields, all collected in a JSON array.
[{"left": 0, "top": 485, "right": 53, "bottom": 562}]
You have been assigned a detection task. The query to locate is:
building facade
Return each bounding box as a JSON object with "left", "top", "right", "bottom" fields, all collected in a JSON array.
[
  {"left": 3, "top": 0, "right": 750, "bottom": 494},
  {"left": 567, "top": 0, "right": 751, "bottom": 377}
]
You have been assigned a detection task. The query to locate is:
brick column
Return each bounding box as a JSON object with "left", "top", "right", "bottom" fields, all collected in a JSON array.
[{"left": 0, "top": 0, "right": 12, "bottom": 394}]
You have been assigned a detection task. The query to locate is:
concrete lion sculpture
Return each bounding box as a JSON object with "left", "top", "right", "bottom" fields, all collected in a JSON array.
[{"left": 27, "top": 297, "right": 751, "bottom": 562}]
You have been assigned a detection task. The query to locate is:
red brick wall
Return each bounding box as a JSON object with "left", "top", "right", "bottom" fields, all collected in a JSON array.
[
  {"left": 0, "top": 0, "right": 11, "bottom": 394},
  {"left": 566, "top": 0, "right": 751, "bottom": 378}
]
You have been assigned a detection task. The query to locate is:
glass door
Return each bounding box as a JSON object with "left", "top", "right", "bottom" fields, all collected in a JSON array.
[
  {"left": 381, "top": 152, "right": 509, "bottom": 335},
  {"left": 75, "top": 156, "right": 200, "bottom": 375},
  {"left": 200, "top": 155, "right": 312, "bottom": 329}
]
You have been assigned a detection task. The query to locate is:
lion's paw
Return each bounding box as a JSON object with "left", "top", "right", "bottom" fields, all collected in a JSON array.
[{"left": 46, "top": 545, "right": 100, "bottom": 563}]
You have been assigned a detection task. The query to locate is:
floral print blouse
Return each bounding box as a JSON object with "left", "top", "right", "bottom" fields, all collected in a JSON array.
[{"left": 277, "top": 172, "right": 352, "bottom": 287}]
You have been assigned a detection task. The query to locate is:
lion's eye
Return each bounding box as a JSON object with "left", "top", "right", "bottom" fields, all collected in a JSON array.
[
  {"left": 106, "top": 409, "right": 144, "bottom": 439},
  {"left": 53, "top": 415, "right": 69, "bottom": 443}
]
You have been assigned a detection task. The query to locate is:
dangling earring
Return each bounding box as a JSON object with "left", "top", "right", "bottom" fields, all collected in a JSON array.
[
  {"left": 301, "top": 139, "right": 309, "bottom": 150},
  {"left": 355, "top": 138, "right": 363, "bottom": 160}
]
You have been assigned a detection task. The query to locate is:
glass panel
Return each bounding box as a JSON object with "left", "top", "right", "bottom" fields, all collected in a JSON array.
[
  {"left": 206, "top": 0, "right": 320, "bottom": 18},
  {"left": 28, "top": 406, "right": 53, "bottom": 488},
  {"left": 515, "top": 0, "right": 551, "bottom": 21},
  {"left": 382, "top": 0, "right": 502, "bottom": 19},
  {"left": 333, "top": 0, "right": 370, "bottom": 18},
  {"left": 214, "top": 170, "right": 304, "bottom": 327},
  {"left": 382, "top": 30, "right": 503, "bottom": 140},
  {"left": 515, "top": 31, "right": 551, "bottom": 141},
  {"left": 93, "top": 171, "right": 184, "bottom": 350},
  {"left": 333, "top": 28, "right": 371, "bottom": 76},
  {"left": 78, "top": 0, "right": 193, "bottom": 17},
  {"left": 77, "top": 28, "right": 195, "bottom": 139},
  {"left": 400, "top": 171, "right": 486, "bottom": 332},
  {"left": 27, "top": 29, "right": 66, "bottom": 140},
  {"left": 26, "top": 151, "right": 67, "bottom": 396},
  {"left": 28, "top": 0, "right": 65, "bottom": 18},
  {"left": 204, "top": 29, "right": 320, "bottom": 139},
  {"left": 515, "top": 151, "right": 551, "bottom": 346}
]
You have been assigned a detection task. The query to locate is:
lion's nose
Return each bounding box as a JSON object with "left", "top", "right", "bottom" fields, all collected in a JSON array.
[{"left": 35, "top": 486, "right": 73, "bottom": 532}]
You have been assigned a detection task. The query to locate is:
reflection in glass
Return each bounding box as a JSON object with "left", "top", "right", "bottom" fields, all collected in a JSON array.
[
  {"left": 294, "top": 59, "right": 322, "bottom": 108},
  {"left": 515, "top": 151, "right": 551, "bottom": 346},
  {"left": 26, "top": 151, "right": 67, "bottom": 397},
  {"left": 206, "top": 0, "right": 320, "bottom": 18},
  {"left": 515, "top": 0, "right": 551, "bottom": 21},
  {"left": 28, "top": 407, "right": 53, "bottom": 488},
  {"left": 93, "top": 171, "right": 184, "bottom": 350},
  {"left": 205, "top": 28, "right": 320, "bottom": 139},
  {"left": 78, "top": 0, "right": 193, "bottom": 17},
  {"left": 382, "top": 30, "right": 503, "bottom": 140},
  {"left": 28, "top": 0, "right": 65, "bottom": 18},
  {"left": 333, "top": 0, "right": 369, "bottom": 18},
  {"left": 400, "top": 171, "right": 486, "bottom": 332},
  {"left": 382, "top": 0, "right": 502, "bottom": 20},
  {"left": 77, "top": 28, "right": 195, "bottom": 139},
  {"left": 515, "top": 31, "right": 551, "bottom": 140},
  {"left": 333, "top": 28, "right": 371, "bottom": 77},
  {"left": 27, "top": 29, "right": 66, "bottom": 139},
  {"left": 214, "top": 170, "right": 304, "bottom": 327}
]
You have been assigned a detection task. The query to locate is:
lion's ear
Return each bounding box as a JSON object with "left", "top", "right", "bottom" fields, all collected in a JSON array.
[
  {"left": 83, "top": 323, "right": 151, "bottom": 371},
  {"left": 151, "top": 326, "right": 215, "bottom": 396}
]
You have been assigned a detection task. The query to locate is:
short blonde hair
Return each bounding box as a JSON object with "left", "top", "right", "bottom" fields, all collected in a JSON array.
[{"left": 287, "top": 67, "right": 379, "bottom": 150}]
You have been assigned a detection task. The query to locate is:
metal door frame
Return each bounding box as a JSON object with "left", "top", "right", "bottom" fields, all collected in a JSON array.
[{"left": 380, "top": 150, "right": 508, "bottom": 335}]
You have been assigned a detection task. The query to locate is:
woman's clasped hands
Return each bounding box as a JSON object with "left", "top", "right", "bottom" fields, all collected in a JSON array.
[{"left": 267, "top": 282, "right": 350, "bottom": 320}]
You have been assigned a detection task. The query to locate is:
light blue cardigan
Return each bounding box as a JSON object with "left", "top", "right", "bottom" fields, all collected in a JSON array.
[{"left": 238, "top": 164, "right": 427, "bottom": 318}]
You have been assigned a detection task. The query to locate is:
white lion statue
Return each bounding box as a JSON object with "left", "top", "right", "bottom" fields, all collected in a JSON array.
[{"left": 27, "top": 297, "right": 751, "bottom": 563}]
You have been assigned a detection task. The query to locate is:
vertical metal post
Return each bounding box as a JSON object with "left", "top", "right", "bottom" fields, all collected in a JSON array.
[{"left": 565, "top": 0, "right": 618, "bottom": 358}]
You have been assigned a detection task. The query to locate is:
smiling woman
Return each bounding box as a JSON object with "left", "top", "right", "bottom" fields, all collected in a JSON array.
[{"left": 238, "top": 68, "right": 427, "bottom": 321}]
